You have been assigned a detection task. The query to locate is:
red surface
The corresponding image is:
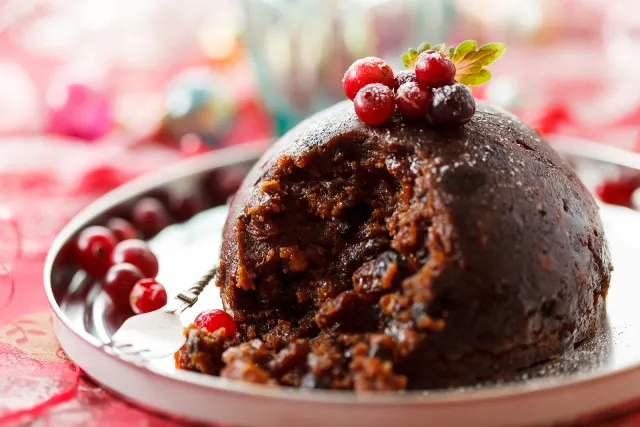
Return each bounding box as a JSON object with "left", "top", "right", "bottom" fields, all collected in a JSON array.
[
  {"left": 195, "top": 309, "right": 237, "bottom": 338},
  {"left": 129, "top": 278, "right": 168, "bottom": 315},
  {"left": 0, "top": 97, "right": 271, "bottom": 425},
  {"left": 2, "top": 41, "right": 640, "bottom": 426},
  {"left": 1, "top": 130, "right": 640, "bottom": 427}
]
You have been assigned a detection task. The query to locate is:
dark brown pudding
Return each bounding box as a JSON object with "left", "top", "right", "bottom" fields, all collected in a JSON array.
[{"left": 176, "top": 100, "right": 611, "bottom": 390}]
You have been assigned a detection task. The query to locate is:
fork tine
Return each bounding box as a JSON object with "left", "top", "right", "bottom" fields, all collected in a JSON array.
[
  {"left": 106, "top": 341, "right": 143, "bottom": 353},
  {"left": 112, "top": 342, "right": 133, "bottom": 350},
  {"left": 115, "top": 345, "right": 150, "bottom": 355},
  {"left": 101, "top": 340, "right": 152, "bottom": 361},
  {"left": 119, "top": 348, "right": 151, "bottom": 357},
  {"left": 103, "top": 267, "right": 216, "bottom": 363},
  {"left": 116, "top": 347, "right": 142, "bottom": 355}
]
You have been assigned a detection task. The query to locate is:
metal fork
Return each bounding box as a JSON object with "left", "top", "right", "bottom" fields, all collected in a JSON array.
[{"left": 102, "top": 267, "right": 217, "bottom": 361}]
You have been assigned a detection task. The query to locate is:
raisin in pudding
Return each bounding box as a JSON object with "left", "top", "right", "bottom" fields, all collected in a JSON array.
[{"left": 176, "top": 42, "right": 612, "bottom": 391}]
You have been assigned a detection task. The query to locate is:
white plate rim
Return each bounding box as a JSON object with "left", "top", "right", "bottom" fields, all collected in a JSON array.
[{"left": 43, "top": 139, "right": 640, "bottom": 426}]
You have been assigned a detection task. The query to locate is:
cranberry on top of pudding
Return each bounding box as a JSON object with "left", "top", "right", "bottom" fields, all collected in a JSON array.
[{"left": 175, "top": 41, "right": 612, "bottom": 391}]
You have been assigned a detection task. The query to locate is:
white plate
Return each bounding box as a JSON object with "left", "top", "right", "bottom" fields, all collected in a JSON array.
[{"left": 45, "top": 140, "right": 640, "bottom": 427}]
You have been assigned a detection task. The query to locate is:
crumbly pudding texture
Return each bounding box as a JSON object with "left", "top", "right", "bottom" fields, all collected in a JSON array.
[{"left": 175, "top": 101, "right": 612, "bottom": 391}]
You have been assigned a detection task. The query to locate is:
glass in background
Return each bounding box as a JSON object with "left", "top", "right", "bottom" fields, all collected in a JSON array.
[{"left": 243, "top": 0, "right": 455, "bottom": 134}]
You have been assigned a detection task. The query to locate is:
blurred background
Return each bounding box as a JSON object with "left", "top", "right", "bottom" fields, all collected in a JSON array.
[
  {"left": 0, "top": 0, "right": 638, "bottom": 259},
  {"left": 4, "top": 2, "right": 640, "bottom": 423},
  {"left": 0, "top": 0, "right": 635, "bottom": 140}
]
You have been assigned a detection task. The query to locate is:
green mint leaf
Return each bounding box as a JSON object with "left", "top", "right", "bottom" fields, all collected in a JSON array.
[
  {"left": 450, "top": 40, "right": 506, "bottom": 86},
  {"left": 401, "top": 53, "right": 412, "bottom": 68},
  {"left": 417, "top": 42, "right": 431, "bottom": 54},
  {"left": 402, "top": 47, "right": 421, "bottom": 69},
  {"left": 402, "top": 42, "right": 447, "bottom": 69},
  {"left": 451, "top": 40, "right": 477, "bottom": 63},
  {"left": 477, "top": 43, "right": 506, "bottom": 66},
  {"left": 403, "top": 40, "right": 505, "bottom": 76},
  {"left": 457, "top": 68, "right": 492, "bottom": 86}
]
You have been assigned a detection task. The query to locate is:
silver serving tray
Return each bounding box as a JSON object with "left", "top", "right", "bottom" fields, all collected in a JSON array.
[{"left": 44, "top": 138, "right": 640, "bottom": 427}]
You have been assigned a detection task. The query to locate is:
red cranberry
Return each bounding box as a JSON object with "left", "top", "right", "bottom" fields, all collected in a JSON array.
[
  {"left": 132, "top": 197, "right": 170, "bottom": 238},
  {"left": 205, "top": 169, "right": 246, "bottom": 206},
  {"left": 169, "top": 191, "right": 206, "bottom": 222},
  {"left": 394, "top": 70, "right": 418, "bottom": 91},
  {"left": 103, "top": 263, "right": 144, "bottom": 310},
  {"left": 130, "top": 278, "right": 168, "bottom": 314},
  {"left": 353, "top": 83, "right": 396, "bottom": 125},
  {"left": 342, "top": 57, "right": 394, "bottom": 101},
  {"left": 595, "top": 176, "right": 640, "bottom": 207},
  {"left": 395, "top": 82, "right": 432, "bottom": 118},
  {"left": 111, "top": 239, "right": 159, "bottom": 279},
  {"left": 57, "top": 239, "right": 76, "bottom": 267},
  {"left": 428, "top": 83, "right": 476, "bottom": 126},
  {"left": 107, "top": 218, "right": 139, "bottom": 241},
  {"left": 415, "top": 50, "right": 456, "bottom": 88},
  {"left": 194, "top": 309, "right": 237, "bottom": 337},
  {"left": 75, "top": 226, "right": 118, "bottom": 277}
]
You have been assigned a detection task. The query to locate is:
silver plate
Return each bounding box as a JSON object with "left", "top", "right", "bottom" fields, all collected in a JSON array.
[{"left": 45, "top": 139, "right": 640, "bottom": 427}]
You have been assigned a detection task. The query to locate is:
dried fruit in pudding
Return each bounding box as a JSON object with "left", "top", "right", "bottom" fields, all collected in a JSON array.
[
  {"left": 176, "top": 100, "right": 611, "bottom": 391},
  {"left": 176, "top": 40, "right": 610, "bottom": 392}
]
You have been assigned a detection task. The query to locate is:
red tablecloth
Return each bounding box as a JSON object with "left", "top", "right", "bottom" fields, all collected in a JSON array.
[
  {"left": 0, "top": 140, "right": 190, "bottom": 427},
  {"left": 2, "top": 67, "right": 640, "bottom": 426},
  {"left": 0, "top": 100, "right": 274, "bottom": 426},
  {"left": 0, "top": 139, "right": 640, "bottom": 427}
]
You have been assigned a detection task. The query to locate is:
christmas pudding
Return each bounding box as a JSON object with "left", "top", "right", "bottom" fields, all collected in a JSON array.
[{"left": 175, "top": 41, "right": 612, "bottom": 390}]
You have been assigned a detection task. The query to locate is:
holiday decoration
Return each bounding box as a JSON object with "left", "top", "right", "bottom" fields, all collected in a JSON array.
[
  {"left": 46, "top": 79, "right": 113, "bottom": 141},
  {"left": 159, "top": 67, "right": 235, "bottom": 146},
  {"left": 343, "top": 40, "right": 505, "bottom": 126}
]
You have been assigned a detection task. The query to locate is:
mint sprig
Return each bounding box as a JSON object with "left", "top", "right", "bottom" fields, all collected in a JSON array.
[
  {"left": 401, "top": 43, "right": 446, "bottom": 69},
  {"left": 450, "top": 40, "right": 506, "bottom": 85},
  {"left": 402, "top": 40, "right": 506, "bottom": 86}
]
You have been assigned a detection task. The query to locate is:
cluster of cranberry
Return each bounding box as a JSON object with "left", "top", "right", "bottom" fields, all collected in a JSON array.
[
  {"left": 343, "top": 51, "right": 475, "bottom": 126},
  {"left": 74, "top": 205, "right": 168, "bottom": 315},
  {"left": 596, "top": 175, "right": 640, "bottom": 208},
  {"left": 72, "top": 194, "right": 237, "bottom": 337}
]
